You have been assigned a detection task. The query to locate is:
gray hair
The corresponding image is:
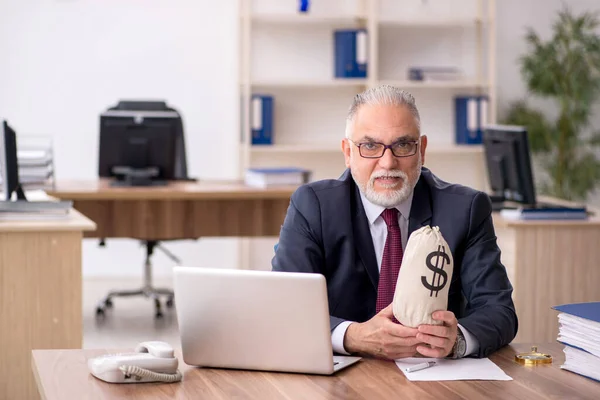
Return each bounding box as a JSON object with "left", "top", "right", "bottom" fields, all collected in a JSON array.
[{"left": 345, "top": 85, "right": 421, "bottom": 139}]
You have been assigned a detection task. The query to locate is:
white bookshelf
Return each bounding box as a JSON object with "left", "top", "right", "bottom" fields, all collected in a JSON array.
[{"left": 238, "top": 0, "right": 495, "bottom": 269}]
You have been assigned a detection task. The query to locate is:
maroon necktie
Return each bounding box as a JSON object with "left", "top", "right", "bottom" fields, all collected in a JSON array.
[{"left": 375, "top": 208, "right": 403, "bottom": 315}]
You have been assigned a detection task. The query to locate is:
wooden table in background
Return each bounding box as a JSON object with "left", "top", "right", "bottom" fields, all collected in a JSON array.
[
  {"left": 47, "top": 182, "right": 600, "bottom": 344},
  {"left": 47, "top": 179, "right": 296, "bottom": 240},
  {"left": 32, "top": 343, "right": 599, "bottom": 400},
  {"left": 0, "top": 210, "right": 96, "bottom": 400},
  {"left": 493, "top": 196, "right": 600, "bottom": 343}
]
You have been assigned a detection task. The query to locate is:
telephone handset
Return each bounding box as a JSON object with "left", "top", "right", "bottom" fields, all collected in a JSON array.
[{"left": 88, "top": 341, "right": 182, "bottom": 383}]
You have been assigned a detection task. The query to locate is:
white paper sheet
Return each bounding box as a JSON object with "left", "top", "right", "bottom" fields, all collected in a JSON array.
[{"left": 395, "top": 357, "right": 512, "bottom": 381}]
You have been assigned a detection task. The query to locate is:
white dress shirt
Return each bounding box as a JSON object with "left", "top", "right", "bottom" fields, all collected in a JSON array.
[{"left": 331, "top": 191, "right": 479, "bottom": 357}]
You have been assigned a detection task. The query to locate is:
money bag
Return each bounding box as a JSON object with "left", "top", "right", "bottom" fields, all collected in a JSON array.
[{"left": 392, "top": 225, "right": 454, "bottom": 327}]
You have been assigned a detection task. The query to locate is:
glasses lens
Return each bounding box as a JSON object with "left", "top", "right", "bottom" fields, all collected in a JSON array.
[
  {"left": 359, "top": 143, "right": 384, "bottom": 157},
  {"left": 392, "top": 142, "right": 417, "bottom": 157}
]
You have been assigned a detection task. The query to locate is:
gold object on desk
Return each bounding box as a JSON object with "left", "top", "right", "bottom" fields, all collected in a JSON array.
[{"left": 515, "top": 346, "right": 553, "bottom": 365}]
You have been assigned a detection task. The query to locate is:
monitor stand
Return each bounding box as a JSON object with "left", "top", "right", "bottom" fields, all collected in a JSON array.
[
  {"left": 489, "top": 194, "right": 516, "bottom": 212},
  {"left": 110, "top": 166, "right": 167, "bottom": 187},
  {"left": 491, "top": 201, "right": 518, "bottom": 212}
]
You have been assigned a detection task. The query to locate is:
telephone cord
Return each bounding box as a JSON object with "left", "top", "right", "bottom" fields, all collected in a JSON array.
[{"left": 119, "top": 365, "right": 183, "bottom": 382}]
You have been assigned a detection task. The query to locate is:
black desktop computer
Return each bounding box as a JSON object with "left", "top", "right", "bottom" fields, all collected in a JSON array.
[
  {"left": 0, "top": 119, "right": 72, "bottom": 211},
  {"left": 98, "top": 100, "right": 190, "bottom": 187},
  {"left": 1, "top": 120, "right": 26, "bottom": 201},
  {"left": 483, "top": 124, "right": 538, "bottom": 211}
]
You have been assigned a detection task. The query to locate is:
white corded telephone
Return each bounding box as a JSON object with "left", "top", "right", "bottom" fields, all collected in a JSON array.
[{"left": 88, "top": 341, "right": 182, "bottom": 383}]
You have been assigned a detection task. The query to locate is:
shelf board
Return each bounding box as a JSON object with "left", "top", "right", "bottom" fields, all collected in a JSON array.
[
  {"left": 250, "top": 144, "right": 342, "bottom": 153},
  {"left": 378, "top": 80, "right": 488, "bottom": 89},
  {"left": 248, "top": 14, "right": 365, "bottom": 27},
  {"left": 250, "top": 144, "right": 483, "bottom": 155},
  {"left": 247, "top": 79, "right": 368, "bottom": 89},
  {"left": 378, "top": 17, "right": 482, "bottom": 28},
  {"left": 427, "top": 144, "right": 483, "bottom": 154}
]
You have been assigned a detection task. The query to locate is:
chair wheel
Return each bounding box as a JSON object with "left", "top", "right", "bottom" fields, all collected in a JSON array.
[
  {"left": 166, "top": 298, "right": 174, "bottom": 308},
  {"left": 96, "top": 307, "right": 105, "bottom": 318},
  {"left": 155, "top": 311, "right": 164, "bottom": 319},
  {"left": 104, "top": 299, "right": 113, "bottom": 308}
]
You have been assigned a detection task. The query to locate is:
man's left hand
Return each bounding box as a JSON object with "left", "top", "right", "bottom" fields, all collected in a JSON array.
[{"left": 416, "top": 311, "right": 458, "bottom": 358}]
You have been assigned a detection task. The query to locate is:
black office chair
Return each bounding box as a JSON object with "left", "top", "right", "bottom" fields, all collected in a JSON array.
[
  {"left": 95, "top": 100, "right": 192, "bottom": 319},
  {"left": 96, "top": 240, "right": 181, "bottom": 318}
]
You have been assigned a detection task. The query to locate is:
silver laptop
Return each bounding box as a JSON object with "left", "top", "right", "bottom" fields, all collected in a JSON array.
[{"left": 173, "top": 267, "right": 361, "bottom": 375}]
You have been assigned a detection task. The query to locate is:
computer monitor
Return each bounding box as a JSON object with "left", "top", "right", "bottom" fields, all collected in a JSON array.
[
  {"left": 98, "top": 101, "right": 189, "bottom": 187},
  {"left": 1, "top": 120, "right": 26, "bottom": 201},
  {"left": 482, "top": 124, "right": 537, "bottom": 208}
]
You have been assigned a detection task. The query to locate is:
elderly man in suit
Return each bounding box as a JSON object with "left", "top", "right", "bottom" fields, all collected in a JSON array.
[{"left": 272, "top": 85, "right": 517, "bottom": 360}]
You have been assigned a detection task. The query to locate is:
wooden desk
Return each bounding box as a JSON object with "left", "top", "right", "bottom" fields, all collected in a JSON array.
[
  {"left": 0, "top": 210, "right": 96, "bottom": 400},
  {"left": 47, "top": 179, "right": 295, "bottom": 240},
  {"left": 493, "top": 199, "right": 600, "bottom": 343},
  {"left": 47, "top": 181, "right": 600, "bottom": 343},
  {"left": 32, "top": 343, "right": 598, "bottom": 400}
]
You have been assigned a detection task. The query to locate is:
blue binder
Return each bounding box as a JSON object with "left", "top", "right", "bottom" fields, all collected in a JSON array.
[
  {"left": 455, "top": 95, "right": 488, "bottom": 144},
  {"left": 334, "top": 29, "right": 368, "bottom": 78},
  {"left": 298, "top": 0, "right": 310, "bottom": 12},
  {"left": 553, "top": 302, "right": 600, "bottom": 322},
  {"left": 251, "top": 95, "right": 273, "bottom": 145}
]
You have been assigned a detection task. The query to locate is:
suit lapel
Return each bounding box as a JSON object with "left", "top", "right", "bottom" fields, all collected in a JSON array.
[
  {"left": 351, "top": 181, "right": 379, "bottom": 290},
  {"left": 408, "top": 174, "right": 433, "bottom": 237}
]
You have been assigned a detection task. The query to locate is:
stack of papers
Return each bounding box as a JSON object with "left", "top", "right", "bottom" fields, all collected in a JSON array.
[
  {"left": 0, "top": 190, "right": 72, "bottom": 221},
  {"left": 395, "top": 357, "right": 512, "bottom": 381},
  {"left": 554, "top": 302, "right": 600, "bottom": 382},
  {"left": 0, "top": 144, "right": 55, "bottom": 191}
]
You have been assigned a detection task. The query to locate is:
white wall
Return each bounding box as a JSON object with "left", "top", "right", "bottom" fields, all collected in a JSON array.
[
  {"left": 1, "top": 0, "right": 600, "bottom": 277},
  {"left": 0, "top": 0, "right": 241, "bottom": 276}
]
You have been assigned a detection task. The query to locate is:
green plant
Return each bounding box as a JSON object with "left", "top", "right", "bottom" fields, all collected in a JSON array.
[{"left": 504, "top": 7, "right": 600, "bottom": 201}]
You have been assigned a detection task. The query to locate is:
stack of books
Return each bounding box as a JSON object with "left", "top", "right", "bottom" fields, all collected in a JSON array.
[
  {"left": 244, "top": 167, "right": 309, "bottom": 188},
  {"left": 0, "top": 190, "right": 72, "bottom": 221},
  {"left": 553, "top": 302, "right": 600, "bottom": 382},
  {"left": 408, "top": 67, "right": 463, "bottom": 82}
]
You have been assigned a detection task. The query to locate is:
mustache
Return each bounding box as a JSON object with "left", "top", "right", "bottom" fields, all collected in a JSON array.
[{"left": 370, "top": 170, "right": 407, "bottom": 180}]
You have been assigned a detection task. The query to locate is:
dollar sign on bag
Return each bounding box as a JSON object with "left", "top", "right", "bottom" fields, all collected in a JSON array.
[{"left": 421, "top": 245, "right": 450, "bottom": 297}]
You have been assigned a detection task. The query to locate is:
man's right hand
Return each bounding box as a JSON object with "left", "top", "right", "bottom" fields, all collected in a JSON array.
[{"left": 342, "top": 304, "right": 421, "bottom": 360}]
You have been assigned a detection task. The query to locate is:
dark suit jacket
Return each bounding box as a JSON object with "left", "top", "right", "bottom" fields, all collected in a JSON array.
[{"left": 272, "top": 167, "right": 518, "bottom": 358}]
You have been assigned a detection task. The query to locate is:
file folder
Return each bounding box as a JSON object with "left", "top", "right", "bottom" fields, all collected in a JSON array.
[
  {"left": 553, "top": 302, "right": 600, "bottom": 322},
  {"left": 455, "top": 96, "right": 488, "bottom": 145},
  {"left": 251, "top": 95, "right": 274, "bottom": 145},
  {"left": 334, "top": 29, "right": 368, "bottom": 78},
  {"left": 553, "top": 302, "right": 600, "bottom": 382}
]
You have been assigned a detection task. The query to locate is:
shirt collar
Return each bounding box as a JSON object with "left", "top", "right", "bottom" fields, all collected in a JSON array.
[{"left": 359, "top": 189, "right": 413, "bottom": 225}]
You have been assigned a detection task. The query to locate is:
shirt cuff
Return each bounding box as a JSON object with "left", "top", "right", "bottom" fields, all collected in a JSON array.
[
  {"left": 331, "top": 321, "right": 354, "bottom": 355},
  {"left": 458, "top": 323, "right": 479, "bottom": 357}
]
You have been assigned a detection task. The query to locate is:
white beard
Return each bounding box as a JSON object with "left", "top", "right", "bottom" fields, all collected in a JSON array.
[{"left": 354, "top": 155, "right": 422, "bottom": 208}]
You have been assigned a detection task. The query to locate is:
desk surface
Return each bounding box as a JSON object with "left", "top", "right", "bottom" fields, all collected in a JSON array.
[
  {"left": 47, "top": 179, "right": 297, "bottom": 200},
  {"left": 0, "top": 208, "right": 96, "bottom": 233},
  {"left": 32, "top": 343, "right": 598, "bottom": 400},
  {"left": 48, "top": 180, "right": 600, "bottom": 225}
]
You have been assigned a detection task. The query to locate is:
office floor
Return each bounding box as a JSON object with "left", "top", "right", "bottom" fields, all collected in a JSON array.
[{"left": 83, "top": 278, "right": 181, "bottom": 350}]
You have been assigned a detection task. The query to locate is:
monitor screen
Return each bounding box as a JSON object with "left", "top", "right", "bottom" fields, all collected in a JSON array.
[
  {"left": 98, "top": 108, "right": 186, "bottom": 186},
  {"left": 483, "top": 124, "right": 537, "bottom": 206},
  {"left": 1, "top": 120, "right": 25, "bottom": 201}
]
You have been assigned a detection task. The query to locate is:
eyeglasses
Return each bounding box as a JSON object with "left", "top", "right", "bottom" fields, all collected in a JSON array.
[{"left": 347, "top": 139, "right": 420, "bottom": 158}]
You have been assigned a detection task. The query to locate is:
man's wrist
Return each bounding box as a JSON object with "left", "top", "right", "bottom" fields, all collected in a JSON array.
[
  {"left": 449, "top": 329, "right": 466, "bottom": 359},
  {"left": 343, "top": 322, "right": 362, "bottom": 354}
]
